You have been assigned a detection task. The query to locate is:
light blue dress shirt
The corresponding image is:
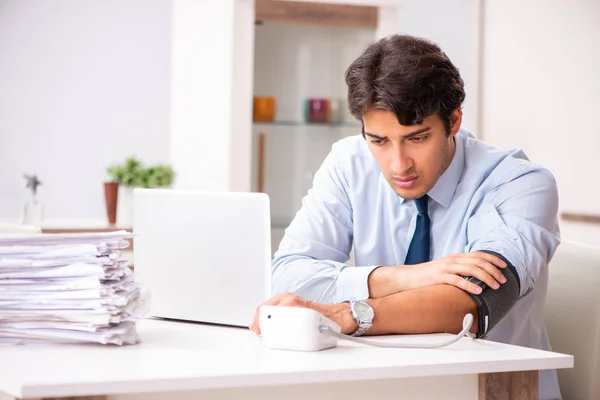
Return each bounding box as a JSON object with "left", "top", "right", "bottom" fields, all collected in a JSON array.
[{"left": 272, "top": 129, "right": 562, "bottom": 400}]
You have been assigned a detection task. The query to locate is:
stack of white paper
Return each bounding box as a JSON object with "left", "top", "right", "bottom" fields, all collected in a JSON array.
[{"left": 0, "top": 231, "right": 148, "bottom": 345}]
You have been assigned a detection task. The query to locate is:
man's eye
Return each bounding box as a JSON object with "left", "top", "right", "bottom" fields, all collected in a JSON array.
[
  {"left": 370, "top": 139, "right": 386, "bottom": 145},
  {"left": 410, "top": 136, "right": 427, "bottom": 143}
]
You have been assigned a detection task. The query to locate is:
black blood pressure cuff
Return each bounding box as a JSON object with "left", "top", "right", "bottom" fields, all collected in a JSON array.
[{"left": 464, "top": 250, "right": 521, "bottom": 338}]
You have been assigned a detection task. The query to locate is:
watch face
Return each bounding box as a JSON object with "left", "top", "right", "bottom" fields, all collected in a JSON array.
[{"left": 354, "top": 301, "right": 374, "bottom": 321}]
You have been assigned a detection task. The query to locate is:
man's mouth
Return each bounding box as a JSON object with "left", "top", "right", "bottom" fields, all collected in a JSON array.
[{"left": 393, "top": 176, "right": 418, "bottom": 189}]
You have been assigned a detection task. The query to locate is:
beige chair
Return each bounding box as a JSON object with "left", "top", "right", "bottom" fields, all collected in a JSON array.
[{"left": 544, "top": 240, "right": 600, "bottom": 400}]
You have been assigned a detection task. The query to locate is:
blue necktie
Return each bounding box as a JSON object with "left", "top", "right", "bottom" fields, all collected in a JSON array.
[{"left": 404, "top": 195, "right": 431, "bottom": 265}]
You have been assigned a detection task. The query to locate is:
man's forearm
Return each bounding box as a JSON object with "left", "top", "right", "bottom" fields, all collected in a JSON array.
[
  {"left": 364, "top": 284, "right": 479, "bottom": 336},
  {"left": 367, "top": 265, "right": 413, "bottom": 298}
]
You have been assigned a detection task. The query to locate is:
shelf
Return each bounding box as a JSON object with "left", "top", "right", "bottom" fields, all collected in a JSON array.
[
  {"left": 253, "top": 121, "right": 361, "bottom": 128},
  {"left": 255, "top": 0, "right": 378, "bottom": 29},
  {"left": 561, "top": 212, "right": 600, "bottom": 225}
]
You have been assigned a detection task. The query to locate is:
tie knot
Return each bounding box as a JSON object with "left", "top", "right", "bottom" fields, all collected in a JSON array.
[{"left": 415, "top": 195, "right": 429, "bottom": 215}]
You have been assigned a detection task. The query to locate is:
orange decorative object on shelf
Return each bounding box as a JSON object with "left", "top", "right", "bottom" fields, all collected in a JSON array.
[{"left": 253, "top": 96, "right": 276, "bottom": 122}]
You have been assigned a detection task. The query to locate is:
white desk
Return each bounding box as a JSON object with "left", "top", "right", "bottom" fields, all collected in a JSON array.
[{"left": 0, "top": 318, "right": 573, "bottom": 400}]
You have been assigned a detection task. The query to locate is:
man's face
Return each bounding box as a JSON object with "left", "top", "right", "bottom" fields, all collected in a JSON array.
[{"left": 362, "top": 109, "right": 461, "bottom": 200}]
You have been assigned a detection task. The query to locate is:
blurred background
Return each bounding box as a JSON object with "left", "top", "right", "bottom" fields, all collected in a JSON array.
[
  {"left": 1, "top": 2, "right": 600, "bottom": 398},
  {"left": 0, "top": 0, "right": 598, "bottom": 250}
]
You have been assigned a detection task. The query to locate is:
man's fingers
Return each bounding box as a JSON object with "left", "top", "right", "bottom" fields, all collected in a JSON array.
[
  {"left": 279, "top": 295, "right": 305, "bottom": 307},
  {"left": 446, "top": 274, "right": 483, "bottom": 294},
  {"left": 262, "top": 292, "right": 292, "bottom": 306},
  {"left": 427, "top": 252, "right": 509, "bottom": 295},
  {"left": 452, "top": 263, "right": 500, "bottom": 290},
  {"left": 474, "top": 259, "right": 507, "bottom": 284},
  {"left": 250, "top": 305, "right": 266, "bottom": 335},
  {"left": 250, "top": 293, "right": 289, "bottom": 334},
  {"left": 250, "top": 292, "right": 304, "bottom": 335},
  {"left": 472, "top": 252, "right": 507, "bottom": 269},
  {"left": 454, "top": 258, "right": 506, "bottom": 287}
]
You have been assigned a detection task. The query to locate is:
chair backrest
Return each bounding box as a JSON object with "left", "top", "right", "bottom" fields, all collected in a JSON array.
[{"left": 544, "top": 239, "right": 600, "bottom": 400}]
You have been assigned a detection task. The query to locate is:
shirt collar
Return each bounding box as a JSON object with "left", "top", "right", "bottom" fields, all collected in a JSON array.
[{"left": 427, "top": 130, "right": 466, "bottom": 208}]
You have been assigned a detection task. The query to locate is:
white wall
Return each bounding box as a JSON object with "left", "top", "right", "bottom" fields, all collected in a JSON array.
[
  {"left": 169, "top": 0, "right": 255, "bottom": 193},
  {"left": 396, "top": 0, "right": 480, "bottom": 134},
  {"left": 0, "top": 0, "right": 172, "bottom": 223},
  {"left": 481, "top": 0, "right": 600, "bottom": 246}
]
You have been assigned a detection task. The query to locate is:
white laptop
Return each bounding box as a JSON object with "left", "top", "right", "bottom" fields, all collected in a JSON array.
[{"left": 132, "top": 188, "right": 272, "bottom": 328}]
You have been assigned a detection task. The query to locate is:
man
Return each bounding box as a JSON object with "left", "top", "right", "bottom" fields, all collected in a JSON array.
[{"left": 250, "top": 34, "right": 561, "bottom": 400}]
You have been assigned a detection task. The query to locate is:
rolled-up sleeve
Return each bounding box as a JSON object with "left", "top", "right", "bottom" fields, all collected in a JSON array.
[
  {"left": 271, "top": 142, "right": 378, "bottom": 304},
  {"left": 464, "top": 167, "right": 561, "bottom": 297}
]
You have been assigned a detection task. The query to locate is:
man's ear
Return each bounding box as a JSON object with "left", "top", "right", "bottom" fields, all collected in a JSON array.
[{"left": 450, "top": 108, "right": 463, "bottom": 136}]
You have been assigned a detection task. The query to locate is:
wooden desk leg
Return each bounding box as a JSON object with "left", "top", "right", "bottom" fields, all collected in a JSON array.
[{"left": 479, "top": 371, "right": 538, "bottom": 400}]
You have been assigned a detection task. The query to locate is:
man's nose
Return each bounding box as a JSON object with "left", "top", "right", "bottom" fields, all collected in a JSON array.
[{"left": 390, "top": 145, "right": 413, "bottom": 174}]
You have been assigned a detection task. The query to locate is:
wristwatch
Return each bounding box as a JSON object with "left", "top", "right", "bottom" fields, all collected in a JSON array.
[{"left": 349, "top": 300, "right": 374, "bottom": 337}]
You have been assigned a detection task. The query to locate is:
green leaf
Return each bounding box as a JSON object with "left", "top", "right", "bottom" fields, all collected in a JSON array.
[{"left": 106, "top": 157, "right": 175, "bottom": 188}]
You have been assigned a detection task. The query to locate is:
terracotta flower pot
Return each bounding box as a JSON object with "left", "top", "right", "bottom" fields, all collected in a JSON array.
[
  {"left": 104, "top": 181, "right": 119, "bottom": 225},
  {"left": 253, "top": 96, "right": 276, "bottom": 122}
]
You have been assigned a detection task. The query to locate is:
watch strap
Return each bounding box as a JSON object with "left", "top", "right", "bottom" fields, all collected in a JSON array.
[
  {"left": 350, "top": 300, "right": 373, "bottom": 337},
  {"left": 351, "top": 324, "right": 371, "bottom": 337}
]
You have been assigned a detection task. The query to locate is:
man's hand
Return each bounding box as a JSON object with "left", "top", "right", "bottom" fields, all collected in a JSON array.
[
  {"left": 249, "top": 292, "right": 357, "bottom": 335},
  {"left": 368, "top": 251, "right": 508, "bottom": 298}
]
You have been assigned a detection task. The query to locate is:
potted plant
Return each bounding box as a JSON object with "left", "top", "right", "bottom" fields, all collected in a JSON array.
[{"left": 105, "top": 157, "right": 175, "bottom": 226}]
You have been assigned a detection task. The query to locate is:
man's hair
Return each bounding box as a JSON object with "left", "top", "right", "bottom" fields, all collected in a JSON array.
[{"left": 345, "top": 34, "right": 465, "bottom": 134}]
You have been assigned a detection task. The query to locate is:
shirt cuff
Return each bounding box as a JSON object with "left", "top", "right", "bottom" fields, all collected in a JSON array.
[{"left": 335, "top": 265, "right": 379, "bottom": 303}]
